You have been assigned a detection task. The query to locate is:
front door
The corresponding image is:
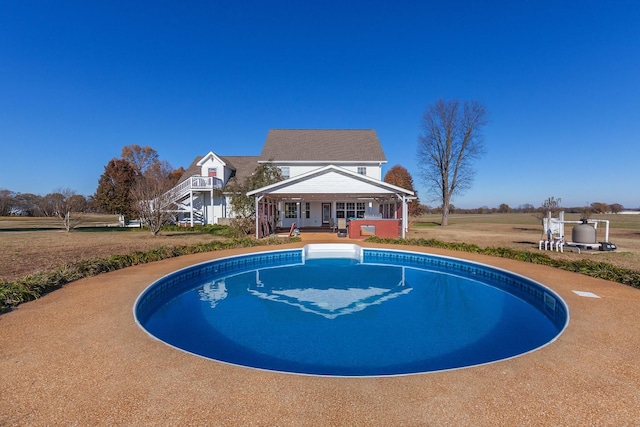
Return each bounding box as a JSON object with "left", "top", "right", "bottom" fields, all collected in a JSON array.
[{"left": 322, "top": 203, "right": 331, "bottom": 225}]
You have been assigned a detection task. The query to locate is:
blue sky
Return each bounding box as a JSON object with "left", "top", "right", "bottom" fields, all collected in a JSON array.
[{"left": 1, "top": 1, "right": 638, "bottom": 209}]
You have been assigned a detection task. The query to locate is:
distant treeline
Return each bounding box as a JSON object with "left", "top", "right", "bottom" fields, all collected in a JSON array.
[
  {"left": 1, "top": 188, "right": 632, "bottom": 217},
  {"left": 415, "top": 202, "right": 629, "bottom": 215},
  {"left": 0, "top": 189, "right": 96, "bottom": 217}
]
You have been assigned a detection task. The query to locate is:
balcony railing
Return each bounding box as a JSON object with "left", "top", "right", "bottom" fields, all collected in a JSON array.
[{"left": 173, "top": 176, "right": 224, "bottom": 198}]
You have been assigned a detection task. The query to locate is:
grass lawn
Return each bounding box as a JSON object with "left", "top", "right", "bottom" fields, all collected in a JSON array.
[{"left": 1, "top": 212, "right": 638, "bottom": 301}]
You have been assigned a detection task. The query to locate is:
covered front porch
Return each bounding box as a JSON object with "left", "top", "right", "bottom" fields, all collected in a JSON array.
[{"left": 247, "top": 165, "right": 415, "bottom": 239}]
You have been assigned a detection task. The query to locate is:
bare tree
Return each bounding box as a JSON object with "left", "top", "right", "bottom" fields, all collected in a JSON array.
[
  {"left": 0, "top": 189, "right": 15, "bottom": 216},
  {"left": 417, "top": 99, "right": 488, "bottom": 225},
  {"left": 13, "top": 193, "right": 42, "bottom": 216},
  {"left": 38, "top": 193, "right": 58, "bottom": 217},
  {"left": 121, "top": 145, "right": 159, "bottom": 175},
  {"left": 590, "top": 202, "right": 611, "bottom": 214},
  {"left": 609, "top": 203, "right": 624, "bottom": 213},
  {"left": 50, "top": 188, "right": 85, "bottom": 231},
  {"left": 130, "top": 163, "right": 177, "bottom": 235},
  {"left": 535, "top": 196, "right": 562, "bottom": 221},
  {"left": 95, "top": 146, "right": 185, "bottom": 225}
]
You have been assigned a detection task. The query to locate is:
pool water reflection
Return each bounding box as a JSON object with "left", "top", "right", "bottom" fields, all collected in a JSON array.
[{"left": 136, "top": 245, "right": 567, "bottom": 376}]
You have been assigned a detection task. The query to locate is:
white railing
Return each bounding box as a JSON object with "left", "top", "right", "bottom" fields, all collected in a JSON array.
[{"left": 172, "top": 176, "right": 224, "bottom": 200}]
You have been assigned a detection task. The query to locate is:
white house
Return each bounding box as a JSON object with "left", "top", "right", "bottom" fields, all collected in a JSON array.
[
  {"left": 171, "top": 129, "right": 415, "bottom": 238},
  {"left": 173, "top": 153, "right": 259, "bottom": 225}
]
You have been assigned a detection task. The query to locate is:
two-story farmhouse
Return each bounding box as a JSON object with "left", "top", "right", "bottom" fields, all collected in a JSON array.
[{"left": 172, "top": 129, "right": 415, "bottom": 238}]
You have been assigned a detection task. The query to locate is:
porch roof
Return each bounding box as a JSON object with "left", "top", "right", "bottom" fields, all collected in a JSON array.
[{"left": 247, "top": 164, "right": 415, "bottom": 200}]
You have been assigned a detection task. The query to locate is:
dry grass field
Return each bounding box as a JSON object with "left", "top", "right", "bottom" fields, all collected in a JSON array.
[
  {"left": 408, "top": 213, "right": 640, "bottom": 271},
  {"left": 1, "top": 213, "right": 639, "bottom": 282},
  {"left": 0, "top": 215, "right": 223, "bottom": 281}
]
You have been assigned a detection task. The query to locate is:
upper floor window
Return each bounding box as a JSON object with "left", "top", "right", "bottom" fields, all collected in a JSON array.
[
  {"left": 357, "top": 167, "right": 366, "bottom": 175},
  {"left": 280, "top": 166, "right": 290, "bottom": 179},
  {"left": 208, "top": 168, "right": 217, "bottom": 177}
]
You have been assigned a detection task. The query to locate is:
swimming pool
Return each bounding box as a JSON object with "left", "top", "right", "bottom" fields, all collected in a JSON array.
[{"left": 134, "top": 244, "right": 568, "bottom": 376}]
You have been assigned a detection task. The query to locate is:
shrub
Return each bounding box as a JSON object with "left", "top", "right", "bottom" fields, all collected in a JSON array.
[
  {"left": 0, "top": 236, "right": 299, "bottom": 314},
  {"left": 366, "top": 236, "right": 640, "bottom": 289}
]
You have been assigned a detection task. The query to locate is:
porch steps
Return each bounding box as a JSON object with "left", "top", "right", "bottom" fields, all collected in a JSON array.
[{"left": 303, "top": 243, "right": 363, "bottom": 261}]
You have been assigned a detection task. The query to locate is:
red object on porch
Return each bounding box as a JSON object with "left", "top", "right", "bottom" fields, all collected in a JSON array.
[{"left": 347, "top": 219, "right": 402, "bottom": 239}]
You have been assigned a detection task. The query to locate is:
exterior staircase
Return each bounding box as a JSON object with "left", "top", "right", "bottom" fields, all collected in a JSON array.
[{"left": 168, "top": 175, "right": 224, "bottom": 225}]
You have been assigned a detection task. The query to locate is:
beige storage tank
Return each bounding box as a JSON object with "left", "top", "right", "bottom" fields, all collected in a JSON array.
[{"left": 572, "top": 222, "right": 597, "bottom": 244}]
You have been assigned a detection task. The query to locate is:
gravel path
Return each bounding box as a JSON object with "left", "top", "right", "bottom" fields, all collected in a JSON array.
[{"left": 2, "top": 239, "right": 639, "bottom": 426}]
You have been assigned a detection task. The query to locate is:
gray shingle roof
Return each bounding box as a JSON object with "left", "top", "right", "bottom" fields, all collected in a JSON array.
[
  {"left": 259, "top": 129, "right": 386, "bottom": 162},
  {"left": 178, "top": 129, "right": 385, "bottom": 188},
  {"left": 219, "top": 155, "right": 260, "bottom": 183},
  {"left": 178, "top": 156, "right": 204, "bottom": 184},
  {"left": 178, "top": 155, "right": 259, "bottom": 186}
]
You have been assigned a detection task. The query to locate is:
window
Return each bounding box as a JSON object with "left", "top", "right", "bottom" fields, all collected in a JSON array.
[
  {"left": 285, "top": 202, "right": 298, "bottom": 218},
  {"left": 305, "top": 202, "right": 310, "bottom": 219},
  {"left": 335, "top": 201, "right": 366, "bottom": 219},
  {"left": 208, "top": 168, "right": 217, "bottom": 177},
  {"left": 346, "top": 202, "right": 355, "bottom": 219},
  {"left": 280, "top": 166, "right": 290, "bottom": 179},
  {"left": 357, "top": 167, "right": 366, "bottom": 175}
]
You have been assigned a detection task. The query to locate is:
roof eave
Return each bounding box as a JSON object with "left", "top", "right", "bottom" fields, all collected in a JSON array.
[{"left": 247, "top": 164, "right": 414, "bottom": 197}]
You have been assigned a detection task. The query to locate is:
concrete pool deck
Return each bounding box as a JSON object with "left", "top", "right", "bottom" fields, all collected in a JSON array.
[{"left": 1, "top": 236, "right": 640, "bottom": 425}]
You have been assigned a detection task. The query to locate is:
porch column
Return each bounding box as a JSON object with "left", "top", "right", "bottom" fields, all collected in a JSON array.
[
  {"left": 190, "top": 189, "right": 194, "bottom": 227},
  {"left": 254, "top": 195, "right": 263, "bottom": 239},
  {"left": 401, "top": 194, "right": 408, "bottom": 239},
  {"left": 300, "top": 199, "right": 304, "bottom": 228},
  {"left": 210, "top": 188, "right": 214, "bottom": 225}
]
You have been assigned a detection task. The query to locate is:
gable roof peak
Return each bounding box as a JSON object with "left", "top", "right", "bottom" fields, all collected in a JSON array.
[{"left": 196, "top": 151, "right": 226, "bottom": 166}]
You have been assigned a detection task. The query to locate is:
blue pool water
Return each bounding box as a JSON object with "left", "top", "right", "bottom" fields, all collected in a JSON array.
[{"left": 135, "top": 244, "right": 568, "bottom": 376}]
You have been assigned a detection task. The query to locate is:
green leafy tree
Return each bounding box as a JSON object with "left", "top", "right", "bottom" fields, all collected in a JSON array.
[
  {"left": 417, "top": 99, "right": 488, "bottom": 226},
  {"left": 228, "top": 163, "right": 282, "bottom": 235}
]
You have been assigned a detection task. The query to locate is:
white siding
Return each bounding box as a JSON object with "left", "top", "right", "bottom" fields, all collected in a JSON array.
[
  {"left": 199, "top": 157, "right": 225, "bottom": 179},
  {"left": 270, "top": 170, "right": 395, "bottom": 195},
  {"left": 282, "top": 163, "right": 383, "bottom": 181},
  {"left": 197, "top": 153, "right": 234, "bottom": 186}
]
